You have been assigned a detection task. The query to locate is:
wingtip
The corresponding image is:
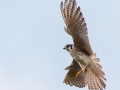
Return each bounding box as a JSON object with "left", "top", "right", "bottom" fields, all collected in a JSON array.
[
  {"left": 65, "top": 0, "right": 68, "bottom": 5},
  {"left": 73, "top": 0, "right": 77, "bottom": 7},
  {"left": 60, "top": 1, "right": 63, "bottom": 10},
  {"left": 64, "top": 66, "right": 71, "bottom": 70}
]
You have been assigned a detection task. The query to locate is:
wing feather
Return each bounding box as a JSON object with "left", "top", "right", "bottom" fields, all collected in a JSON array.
[
  {"left": 61, "top": 0, "right": 93, "bottom": 55},
  {"left": 64, "top": 60, "right": 85, "bottom": 88}
]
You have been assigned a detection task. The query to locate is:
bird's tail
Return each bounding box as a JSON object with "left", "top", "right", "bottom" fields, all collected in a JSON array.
[{"left": 85, "top": 53, "right": 106, "bottom": 90}]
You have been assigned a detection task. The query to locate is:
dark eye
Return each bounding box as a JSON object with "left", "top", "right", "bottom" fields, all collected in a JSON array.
[{"left": 70, "top": 45, "right": 72, "bottom": 49}]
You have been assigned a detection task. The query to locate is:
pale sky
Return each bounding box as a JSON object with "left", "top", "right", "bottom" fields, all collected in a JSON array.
[{"left": 0, "top": 0, "right": 120, "bottom": 90}]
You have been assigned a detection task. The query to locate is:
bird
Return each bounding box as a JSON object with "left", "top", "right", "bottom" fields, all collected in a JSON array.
[{"left": 60, "top": 0, "right": 106, "bottom": 89}]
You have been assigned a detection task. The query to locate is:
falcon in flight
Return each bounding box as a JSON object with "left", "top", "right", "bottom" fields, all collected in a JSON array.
[{"left": 60, "top": 0, "right": 106, "bottom": 89}]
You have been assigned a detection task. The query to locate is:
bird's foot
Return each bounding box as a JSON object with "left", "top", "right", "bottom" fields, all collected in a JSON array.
[{"left": 76, "top": 64, "right": 88, "bottom": 77}]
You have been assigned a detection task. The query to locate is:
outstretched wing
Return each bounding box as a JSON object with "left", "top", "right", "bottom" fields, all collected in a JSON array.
[
  {"left": 64, "top": 60, "right": 85, "bottom": 88},
  {"left": 61, "top": 0, "right": 93, "bottom": 55}
]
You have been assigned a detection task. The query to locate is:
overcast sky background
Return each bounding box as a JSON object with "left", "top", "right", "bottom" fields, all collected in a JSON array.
[{"left": 0, "top": 0, "right": 120, "bottom": 90}]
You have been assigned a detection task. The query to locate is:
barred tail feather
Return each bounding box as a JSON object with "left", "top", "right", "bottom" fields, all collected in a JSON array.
[
  {"left": 85, "top": 68, "right": 106, "bottom": 90},
  {"left": 85, "top": 53, "right": 106, "bottom": 89},
  {"left": 91, "top": 54, "right": 106, "bottom": 80}
]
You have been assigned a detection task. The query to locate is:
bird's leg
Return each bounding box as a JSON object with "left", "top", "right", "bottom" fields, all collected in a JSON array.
[{"left": 76, "top": 64, "right": 88, "bottom": 77}]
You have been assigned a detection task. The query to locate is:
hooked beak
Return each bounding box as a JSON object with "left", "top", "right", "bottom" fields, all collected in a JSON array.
[{"left": 63, "top": 46, "right": 66, "bottom": 50}]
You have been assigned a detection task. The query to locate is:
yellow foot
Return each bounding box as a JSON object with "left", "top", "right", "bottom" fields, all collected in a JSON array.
[
  {"left": 76, "top": 69, "right": 83, "bottom": 77},
  {"left": 76, "top": 64, "right": 88, "bottom": 77}
]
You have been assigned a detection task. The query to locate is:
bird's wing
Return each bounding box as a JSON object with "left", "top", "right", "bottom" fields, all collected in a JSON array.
[
  {"left": 64, "top": 60, "right": 85, "bottom": 88},
  {"left": 61, "top": 0, "right": 93, "bottom": 55}
]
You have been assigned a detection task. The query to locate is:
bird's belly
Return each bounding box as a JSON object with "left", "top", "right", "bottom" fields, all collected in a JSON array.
[
  {"left": 78, "top": 54, "right": 92, "bottom": 65},
  {"left": 70, "top": 52, "right": 92, "bottom": 66},
  {"left": 70, "top": 52, "right": 86, "bottom": 65}
]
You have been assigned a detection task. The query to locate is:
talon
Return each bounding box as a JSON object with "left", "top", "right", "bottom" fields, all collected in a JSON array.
[
  {"left": 76, "top": 64, "right": 88, "bottom": 77},
  {"left": 76, "top": 70, "right": 83, "bottom": 77}
]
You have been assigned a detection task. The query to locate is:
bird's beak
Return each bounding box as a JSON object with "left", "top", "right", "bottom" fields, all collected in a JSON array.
[{"left": 63, "top": 46, "right": 66, "bottom": 50}]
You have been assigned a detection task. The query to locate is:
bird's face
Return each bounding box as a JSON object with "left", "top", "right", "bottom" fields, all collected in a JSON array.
[{"left": 63, "top": 44, "right": 74, "bottom": 51}]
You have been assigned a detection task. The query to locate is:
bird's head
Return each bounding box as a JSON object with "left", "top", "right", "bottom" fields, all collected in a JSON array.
[{"left": 63, "top": 44, "right": 74, "bottom": 51}]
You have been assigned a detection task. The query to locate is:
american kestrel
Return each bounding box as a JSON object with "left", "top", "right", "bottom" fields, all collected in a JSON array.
[{"left": 61, "top": 0, "right": 106, "bottom": 89}]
